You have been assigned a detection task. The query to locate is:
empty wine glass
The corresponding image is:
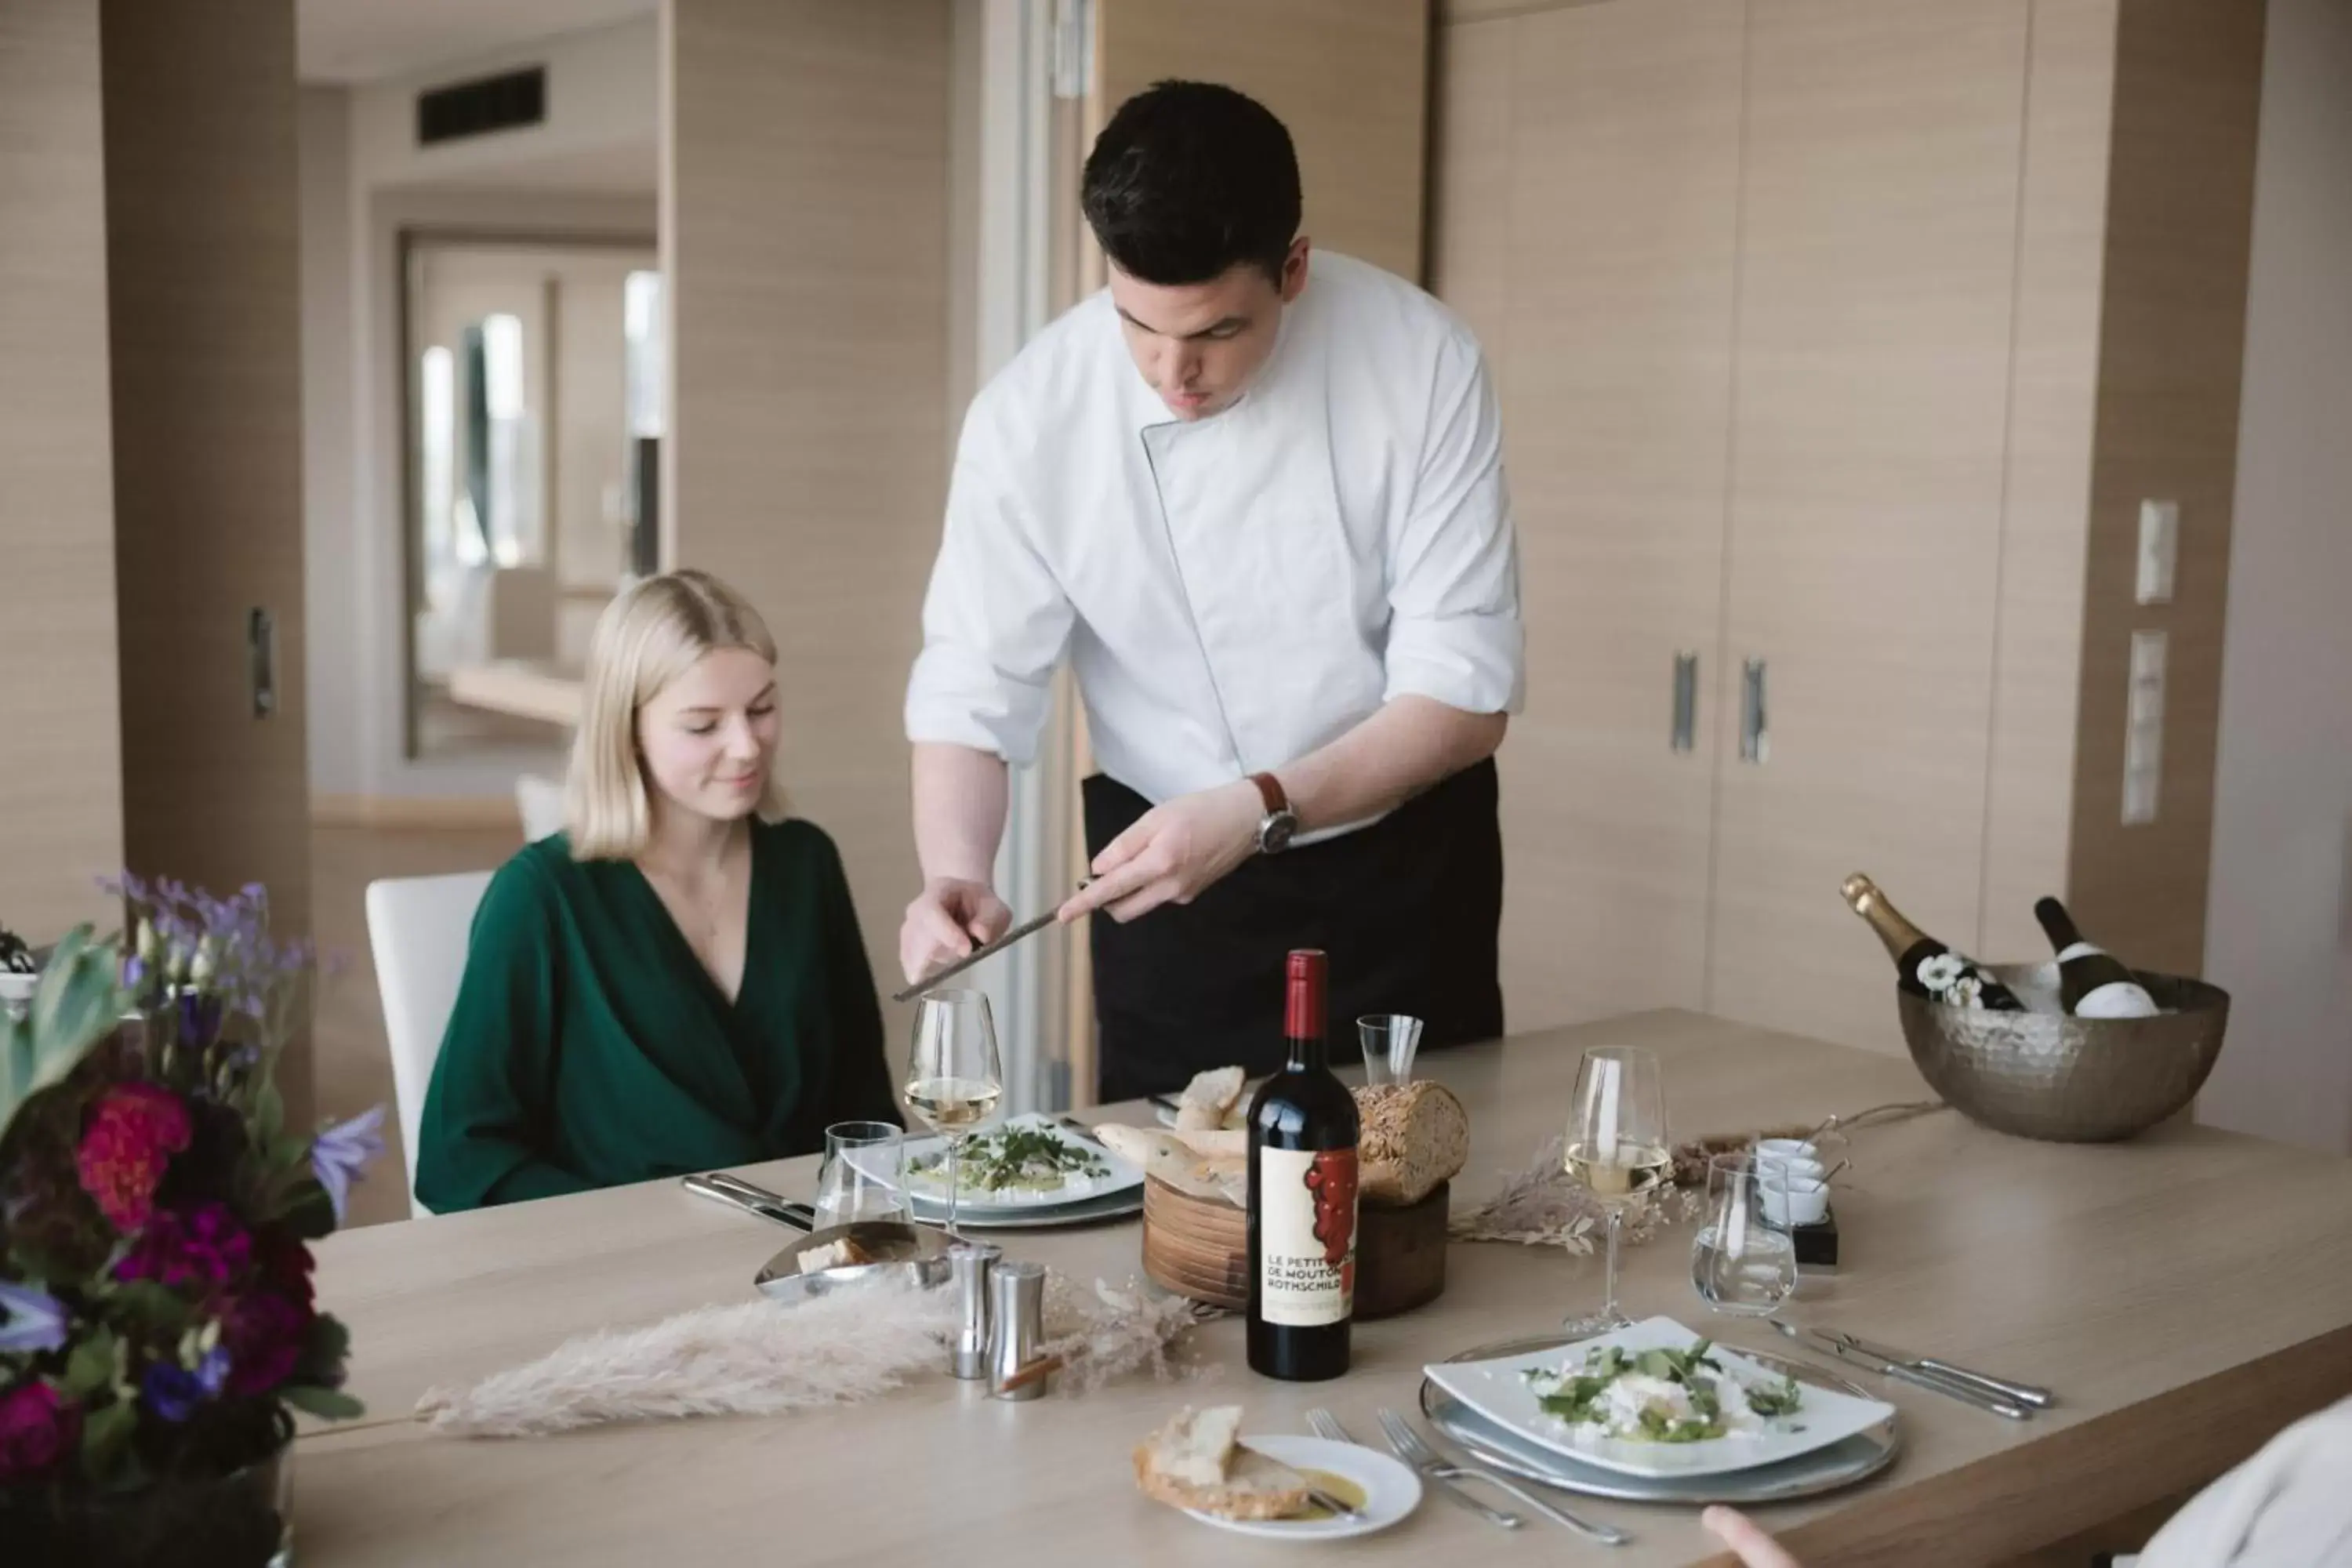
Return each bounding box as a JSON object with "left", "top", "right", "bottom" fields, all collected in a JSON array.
[
  {"left": 1691, "top": 1153, "right": 1798, "bottom": 1316},
  {"left": 1561, "top": 1045, "right": 1668, "bottom": 1337},
  {"left": 903, "top": 989, "right": 1004, "bottom": 1240},
  {"left": 815, "top": 1121, "right": 907, "bottom": 1227}
]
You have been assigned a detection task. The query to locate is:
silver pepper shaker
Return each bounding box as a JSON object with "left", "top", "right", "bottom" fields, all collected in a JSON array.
[
  {"left": 986, "top": 1260, "right": 1049, "bottom": 1401},
  {"left": 948, "top": 1241, "right": 1000, "bottom": 1381}
]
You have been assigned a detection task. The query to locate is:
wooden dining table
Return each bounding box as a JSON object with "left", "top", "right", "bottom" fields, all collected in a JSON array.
[{"left": 297, "top": 1008, "right": 2352, "bottom": 1565}]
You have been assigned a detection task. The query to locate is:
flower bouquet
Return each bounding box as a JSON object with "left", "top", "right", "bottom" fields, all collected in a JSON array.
[{"left": 0, "top": 878, "right": 383, "bottom": 1567}]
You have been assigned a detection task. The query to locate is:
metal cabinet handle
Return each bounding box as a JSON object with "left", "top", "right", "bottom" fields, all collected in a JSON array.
[
  {"left": 1671, "top": 652, "right": 1698, "bottom": 753},
  {"left": 1740, "top": 656, "right": 1768, "bottom": 764}
]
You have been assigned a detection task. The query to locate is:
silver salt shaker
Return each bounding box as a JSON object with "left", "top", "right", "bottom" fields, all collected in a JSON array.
[
  {"left": 948, "top": 1241, "right": 1000, "bottom": 1380},
  {"left": 986, "top": 1260, "right": 1049, "bottom": 1401}
]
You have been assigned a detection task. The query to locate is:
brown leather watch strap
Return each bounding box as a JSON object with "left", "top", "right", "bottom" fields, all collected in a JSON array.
[{"left": 1247, "top": 771, "right": 1289, "bottom": 815}]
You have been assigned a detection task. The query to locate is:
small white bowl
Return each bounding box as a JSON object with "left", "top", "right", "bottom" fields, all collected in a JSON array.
[
  {"left": 1762, "top": 1178, "right": 1830, "bottom": 1227},
  {"left": 1759, "top": 1156, "right": 1826, "bottom": 1185},
  {"left": 1755, "top": 1138, "right": 1820, "bottom": 1164}
]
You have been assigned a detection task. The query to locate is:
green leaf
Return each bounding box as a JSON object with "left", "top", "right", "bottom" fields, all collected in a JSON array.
[
  {"left": 255, "top": 1078, "right": 285, "bottom": 1145},
  {"left": 295, "top": 1312, "right": 353, "bottom": 1384},
  {"left": 79, "top": 1399, "right": 139, "bottom": 1483},
  {"left": 63, "top": 1330, "right": 121, "bottom": 1398},
  {"left": 280, "top": 1384, "right": 365, "bottom": 1421},
  {"left": 111, "top": 1281, "right": 194, "bottom": 1338}
]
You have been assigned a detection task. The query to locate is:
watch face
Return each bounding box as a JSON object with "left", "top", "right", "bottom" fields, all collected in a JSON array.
[{"left": 1259, "top": 811, "right": 1296, "bottom": 854}]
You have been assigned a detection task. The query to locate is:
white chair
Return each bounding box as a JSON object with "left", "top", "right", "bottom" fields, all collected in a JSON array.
[
  {"left": 365, "top": 870, "right": 495, "bottom": 1218},
  {"left": 515, "top": 772, "right": 565, "bottom": 842}
]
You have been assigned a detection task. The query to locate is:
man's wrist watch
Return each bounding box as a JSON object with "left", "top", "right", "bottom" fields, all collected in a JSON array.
[{"left": 1248, "top": 772, "right": 1298, "bottom": 855}]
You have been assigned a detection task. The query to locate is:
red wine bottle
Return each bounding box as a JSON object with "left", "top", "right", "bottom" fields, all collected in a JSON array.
[
  {"left": 1842, "top": 873, "right": 2025, "bottom": 1011},
  {"left": 2033, "top": 897, "right": 2158, "bottom": 1018},
  {"left": 1246, "top": 949, "right": 1359, "bottom": 1382}
]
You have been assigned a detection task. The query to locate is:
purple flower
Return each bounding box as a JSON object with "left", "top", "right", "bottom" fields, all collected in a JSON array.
[
  {"left": 0, "top": 1282, "right": 69, "bottom": 1355},
  {"left": 114, "top": 1202, "right": 252, "bottom": 1291},
  {"left": 309, "top": 1105, "right": 385, "bottom": 1225},
  {"left": 140, "top": 1346, "right": 231, "bottom": 1423},
  {"left": 221, "top": 1290, "right": 312, "bottom": 1396},
  {"left": 0, "top": 1381, "right": 78, "bottom": 1482}
]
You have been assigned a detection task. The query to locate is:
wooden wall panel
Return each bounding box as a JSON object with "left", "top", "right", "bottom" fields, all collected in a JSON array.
[
  {"left": 1475, "top": 0, "right": 1747, "bottom": 1033},
  {"left": 100, "top": 0, "right": 315, "bottom": 1116},
  {"left": 1977, "top": 0, "right": 2121, "bottom": 965},
  {"left": 1093, "top": 0, "right": 1430, "bottom": 282},
  {"left": 1705, "top": 0, "right": 2031, "bottom": 1053},
  {"left": 0, "top": 0, "right": 125, "bottom": 941},
  {"left": 2067, "top": 0, "right": 2266, "bottom": 978},
  {"left": 664, "top": 0, "right": 953, "bottom": 1047}
]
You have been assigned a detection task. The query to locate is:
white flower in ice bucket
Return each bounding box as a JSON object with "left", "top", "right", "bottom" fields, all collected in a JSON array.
[{"left": 1915, "top": 953, "right": 1965, "bottom": 996}]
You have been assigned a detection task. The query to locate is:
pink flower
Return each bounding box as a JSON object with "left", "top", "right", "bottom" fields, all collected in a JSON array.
[
  {"left": 0, "top": 1381, "right": 79, "bottom": 1483},
  {"left": 76, "top": 1082, "right": 193, "bottom": 1232},
  {"left": 221, "top": 1290, "right": 313, "bottom": 1396},
  {"left": 113, "top": 1201, "right": 252, "bottom": 1291}
]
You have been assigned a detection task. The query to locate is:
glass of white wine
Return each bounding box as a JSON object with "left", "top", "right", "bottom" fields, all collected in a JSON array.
[
  {"left": 903, "top": 988, "right": 1004, "bottom": 1240},
  {"left": 1562, "top": 1045, "right": 1668, "bottom": 1337}
]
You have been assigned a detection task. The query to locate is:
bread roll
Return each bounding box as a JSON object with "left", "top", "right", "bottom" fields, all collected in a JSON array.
[{"left": 1354, "top": 1080, "right": 1470, "bottom": 1207}]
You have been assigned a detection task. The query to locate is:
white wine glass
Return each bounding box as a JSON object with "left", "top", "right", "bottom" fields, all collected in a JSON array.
[
  {"left": 903, "top": 989, "right": 1004, "bottom": 1240},
  {"left": 1562, "top": 1045, "right": 1668, "bottom": 1337}
]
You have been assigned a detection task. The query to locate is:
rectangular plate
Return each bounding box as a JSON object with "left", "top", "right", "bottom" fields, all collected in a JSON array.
[
  {"left": 902, "top": 1112, "right": 1144, "bottom": 1213},
  {"left": 1421, "top": 1316, "right": 1896, "bottom": 1479}
]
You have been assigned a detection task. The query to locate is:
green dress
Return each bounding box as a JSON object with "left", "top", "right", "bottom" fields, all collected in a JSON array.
[{"left": 414, "top": 818, "right": 899, "bottom": 1212}]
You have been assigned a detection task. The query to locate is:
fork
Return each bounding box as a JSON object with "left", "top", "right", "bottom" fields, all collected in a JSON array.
[
  {"left": 1305, "top": 1408, "right": 1519, "bottom": 1530},
  {"left": 1377, "top": 1409, "right": 1631, "bottom": 1545}
]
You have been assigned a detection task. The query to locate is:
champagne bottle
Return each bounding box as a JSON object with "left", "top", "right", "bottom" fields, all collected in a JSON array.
[
  {"left": 1246, "top": 949, "right": 1359, "bottom": 1382},
  {"left": 1842, "top": 873, "right": 2025, "bottom": 1011},
  {"left": 2032, "top": 897, "right": 2159, "bottom": 1018}
]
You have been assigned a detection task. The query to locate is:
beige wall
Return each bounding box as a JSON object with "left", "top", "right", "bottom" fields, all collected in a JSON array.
[
  {"left": 663, "top": 0, "right": 954, "bottom": 1044},
  {"left": 0, "top": 0, "right": 127, "bottom": 940},
  {"left": 2201, "top": 0, "right": 2352, "bottom": 1155}
]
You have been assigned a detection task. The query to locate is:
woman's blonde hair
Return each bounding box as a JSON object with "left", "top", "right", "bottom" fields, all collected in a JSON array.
[{"left": 564, "top": 568, "right": 788, "bottom": 858}]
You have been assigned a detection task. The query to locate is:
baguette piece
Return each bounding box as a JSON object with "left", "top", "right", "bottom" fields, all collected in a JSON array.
[
  {"left": 1354, "top": 1080, "right": 1471, "bottom": 1207},
  {"left": 1174, "top": 1065, "right": 1247, "bottom": 1131},
  {"left": 1094, "top": 1125, "right": 1247, "bottom": 1207},
  {"left": 1133, "top": 1406, "right": 1310, "bottom": 1521},
  {"left": 793, "top": 1236, "right": 873, "bottom": 1275}
]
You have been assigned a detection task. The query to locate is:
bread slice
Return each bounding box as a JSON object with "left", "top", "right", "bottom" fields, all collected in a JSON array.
[
  {"left": 793, "top": 1236, "right": 873, "bottom": 1275},
  {"left": 1133, "top": 1406, "right": 1311, "bottom": 1521},
  {"left": 1174, "top": 1065, "right": 1247, "bottom": 1131},
  {"left": 1355, "top": 1080, "right": 1472, "bottom": 1207}
]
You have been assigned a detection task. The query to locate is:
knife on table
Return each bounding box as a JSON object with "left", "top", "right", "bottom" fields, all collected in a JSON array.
[
  {"left": 892, "top": 880, "right": 1091, "bottom": 1004},
  {"left": 1828, "top": 1330, "right": 2054, "bottom": 1410},
  {"left": 1769, "top": 1319, "right": 2034, "bottom": 1420}
]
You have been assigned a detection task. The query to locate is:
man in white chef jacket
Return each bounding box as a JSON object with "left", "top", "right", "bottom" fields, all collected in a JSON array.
[{"left": 902, "top": 81, "right": 1524, "bottom": 1102}]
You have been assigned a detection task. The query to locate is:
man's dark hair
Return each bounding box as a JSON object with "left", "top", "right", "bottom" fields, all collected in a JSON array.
[{"left": 1080, "top": 80, "right": 1301, "bottom": 286}]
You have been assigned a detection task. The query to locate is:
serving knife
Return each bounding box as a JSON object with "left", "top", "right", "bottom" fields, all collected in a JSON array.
[
  {"left": 1828, "top": 1330, "right": 2053, "bottom": 1410},
  {"left": 1769, "top": 1319, "right": 2032, "bottom": 1420},
  {"left": 891, "top": 881, "right": 1091, "bottom": 1004}
]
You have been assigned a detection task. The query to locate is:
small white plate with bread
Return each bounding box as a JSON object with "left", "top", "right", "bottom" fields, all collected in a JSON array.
[{"left": 1134, "top": 1406, "right": 1421, "bottom": 1541}]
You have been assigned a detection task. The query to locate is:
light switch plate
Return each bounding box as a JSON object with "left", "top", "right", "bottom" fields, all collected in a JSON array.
[{"left": 2136, "top": 500, "right": 2179, "bottom": 604}]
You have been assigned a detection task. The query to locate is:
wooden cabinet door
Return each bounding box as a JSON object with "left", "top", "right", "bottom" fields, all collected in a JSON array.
[
  {"left": 1706, "top": 0, "right": 2032, "bottom": 1051},
  {"left": 1091, "top": 0, "right": 1430, "bottom": 281},
  {"left": 1436, "top": 0, "right": 1747, "bottom": 1031}
]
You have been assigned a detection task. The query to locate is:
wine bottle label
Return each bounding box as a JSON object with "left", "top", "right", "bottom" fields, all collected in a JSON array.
[{"left": 1258, "top": 1146, "right": 1358, "bottom": 1327}]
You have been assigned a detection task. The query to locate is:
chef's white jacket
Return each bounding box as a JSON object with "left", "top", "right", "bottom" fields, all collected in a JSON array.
[{"left": 906, "top": 251, "right": 1523, "bottom": 832}]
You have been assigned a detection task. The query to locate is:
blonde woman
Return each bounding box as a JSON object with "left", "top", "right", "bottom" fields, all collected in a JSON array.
[{"left": 415, "top": 570, "right": 896, "bottom": 1212}]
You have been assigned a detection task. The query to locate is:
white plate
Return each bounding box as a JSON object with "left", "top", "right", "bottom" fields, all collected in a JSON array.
[
  {"left": 906, "top": 1185, "right": 1142, "bottom": 1230},
  {"left": 1421, "top": 1316, "right": 1896, "bottom": 1480},
  {"left": 1178, "top": 1436, "right": 1421, "bottom": 1541},
  {"left": 901, "top": 1112, "right": 1143, "bottom": 1213}
]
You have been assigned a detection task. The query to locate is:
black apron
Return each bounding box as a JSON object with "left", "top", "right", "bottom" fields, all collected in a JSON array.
[{"left": 1083, "top": 759, "right": 1505, "bottom": 1105}]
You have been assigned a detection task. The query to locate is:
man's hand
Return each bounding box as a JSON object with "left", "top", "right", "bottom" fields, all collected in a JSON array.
[
  {"left": 1058, "top": 779, "right": 1262, "bottom": 924},
  {"left": 1702, "top": 1507, "right": 1803, "bottom": 1568},
  {"left": 899, "top": 877, "right": 1013, "bottom": 983}
]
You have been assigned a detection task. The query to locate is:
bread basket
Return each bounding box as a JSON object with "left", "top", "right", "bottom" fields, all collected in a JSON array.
[
  {"left": 1896, "top": 961, "right": 2230, "bottom": 1142},
  {"left": 1141, "top": 1176, "right": 1448, "bottom": 1319}
]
